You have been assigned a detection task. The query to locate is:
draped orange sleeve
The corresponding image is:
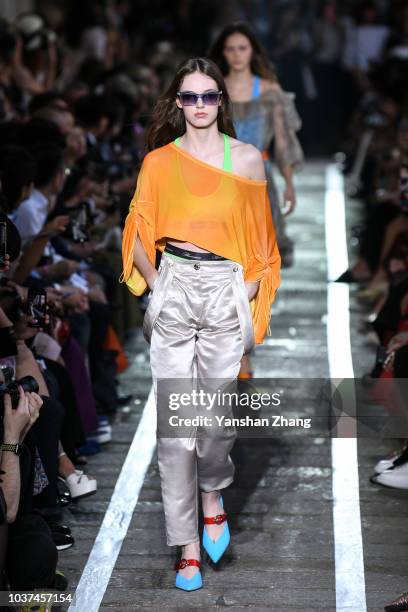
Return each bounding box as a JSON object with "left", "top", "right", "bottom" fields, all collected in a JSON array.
[
  {"left": 244, "top": 183, "right": 281, "bottom": 344},
  {"left": 119, "top": 154, "right": 157, "bottom": 296}
]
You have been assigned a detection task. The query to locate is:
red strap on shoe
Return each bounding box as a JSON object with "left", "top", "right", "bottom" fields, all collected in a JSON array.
[
  {"left": 203, "top": 512, "right": 227, "bottom": 525},
  {"left": 175, "top": 558, "right": 201, "bottom": 571}
]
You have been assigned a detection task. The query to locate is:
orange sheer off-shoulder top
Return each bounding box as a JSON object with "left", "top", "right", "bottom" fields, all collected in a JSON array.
[{"left": 120, "top": 141, "right": 281, "bottom": 345}]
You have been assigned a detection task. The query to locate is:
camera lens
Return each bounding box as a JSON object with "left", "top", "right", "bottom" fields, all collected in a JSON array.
[{"left": 19, "top": 376, "right": 39, "bottom": 394}]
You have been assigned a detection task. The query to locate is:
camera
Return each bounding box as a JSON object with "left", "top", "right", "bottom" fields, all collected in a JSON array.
[
  {"left": 0, "top": 376, "right": 39, "bottom": 411},
  {"left": 63, "top": 201, "right": 92, "bottom": 243},
  {"left": 25, "top": 287, "right": 47, "bottom": 328}
]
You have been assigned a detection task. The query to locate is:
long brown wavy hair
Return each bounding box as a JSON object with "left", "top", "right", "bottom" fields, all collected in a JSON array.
[
  {"left": 207, "top": 22, "right": 278, "bottom": 82},
  {"left": 145, "top": 57, "right": 236, "bottom": 152}
]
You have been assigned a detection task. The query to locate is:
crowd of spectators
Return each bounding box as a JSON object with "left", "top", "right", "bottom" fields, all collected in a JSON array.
[
  {"left": 330, "top": 2, "right": 407, "bottom": 609},
  {"left": 0, "top": 0, "right": 158, "bottom": 595},
  {"left": 334, "top": 0, "right": 407, "bottom": 483},
  {"left": 0, "top": 0, "right": 406, "bottom": 604}
]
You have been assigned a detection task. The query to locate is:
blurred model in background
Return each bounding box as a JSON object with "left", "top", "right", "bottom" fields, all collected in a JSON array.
[{"left": 209, "top": 22, "right": 303, "bottom": 378}]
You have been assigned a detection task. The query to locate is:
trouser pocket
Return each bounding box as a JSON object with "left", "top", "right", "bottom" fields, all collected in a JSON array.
[
  {"left": 143, "top": 259, "right": 173, "bottom": 344},
  {"left": 230, "top": 265, "right": 255, "bottom": 355}
]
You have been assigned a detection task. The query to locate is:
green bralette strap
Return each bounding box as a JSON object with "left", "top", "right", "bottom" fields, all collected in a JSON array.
[
  {"left": 173, "top": 134, "right": 232, "bottom": 173},
  {"left": 223, "top": 133, "right": 232, "bottom": 173}
]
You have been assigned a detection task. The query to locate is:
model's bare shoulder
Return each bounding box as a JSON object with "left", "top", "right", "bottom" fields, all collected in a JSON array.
[
  {"left": 231, "top": 140, "right": 266, "bottom": 181},
  {"left": 261, "top": 79, "right": 282, "bottom": 94}
]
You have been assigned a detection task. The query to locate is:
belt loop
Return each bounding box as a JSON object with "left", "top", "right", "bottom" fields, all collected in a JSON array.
[
  {"left": 163, "top": 253, "right": 174, "bottom": 267},
  {"left": 143, "top": 259, "right": 174, "bottom": 344}
]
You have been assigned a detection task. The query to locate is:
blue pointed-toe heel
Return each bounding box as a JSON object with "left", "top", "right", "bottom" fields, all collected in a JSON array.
[
  {"left": 202, "top": 494, "right": 230, "bottom": 563},
  {"left": 174, "top": 558, "right": 203, "bottom": 591}
]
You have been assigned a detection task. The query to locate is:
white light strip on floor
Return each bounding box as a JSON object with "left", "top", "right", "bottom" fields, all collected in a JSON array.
[
  {"left": 325, "top": 164, "right": 367, "bottom": 611},
  {"left": 325, "top": 165, "right": 350, "bottom": 282},
  {"left": 68, "top": 386, "right": 157, "bottom": 612}
]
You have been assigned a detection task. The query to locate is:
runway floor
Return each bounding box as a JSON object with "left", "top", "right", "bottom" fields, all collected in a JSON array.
[{"left": 62, "top": 161, "right": 408, "bottom": 611}]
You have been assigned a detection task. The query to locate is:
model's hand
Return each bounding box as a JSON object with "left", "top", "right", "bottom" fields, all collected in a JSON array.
[
  {"left": 39, "top": 215, "right": 70, "bottom": 238},
  {"left": 88, "top": 286, "right": 108, "bottom": 304},
  {"left": 281, "top": 182, "right": 296, "bottom": 216},
  {"left": 147, "top": 272, "right": 159, "bottom": 292},
  {"left": 13, "top": 313, "right": 50, "bottom": 339},
  {"left": 245, "top": 281, "right": 259, "bottom": 301},
  {"left": 3, "top": 386, "right": 31, "bottom": 444},
  {"left": 0, "top": 253, "right": 10, "bottom": 273},
  {"left": 0, "top": 280, "right": 28, "bottom": 301},
  {"left": 43, "top": 259, "right": 80, "bottom": 280},
  {"left": 19, "top": 392, "right": 43, "bottom": 442},
  {"left": 63, "top": 289, "right": 89, "bottom": 313}
]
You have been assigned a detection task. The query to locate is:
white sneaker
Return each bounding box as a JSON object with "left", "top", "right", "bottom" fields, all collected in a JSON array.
[
  {"left": 88, "top": 426, "right": 112, "bottom": 445},
  {"left": 60, "top": 470, "right": 97, "bottom": 499},
  {"left": 374, "top": 447, "right": 407, "bottom": 474},
  {"left": 372, "top": 462, "right": 408, "bottom": 489}
]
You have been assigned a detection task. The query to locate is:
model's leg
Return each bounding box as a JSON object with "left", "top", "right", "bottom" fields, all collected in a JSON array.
[
  {"left": 150, "top": 284, "right": 198, "bottom": 545},
  {"left": 370, "top": 215, "right": 408, "bottom": 286},
  {"left": 149, "top": 262, "right": 201, "bottom": 579},
  {"left": 195, "top": 269, "right": 245, "bottom": 541}
]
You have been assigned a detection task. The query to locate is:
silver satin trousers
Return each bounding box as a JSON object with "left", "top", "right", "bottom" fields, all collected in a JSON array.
[{"left": 143, "top": 251, "right": 255, "bottom": 546}]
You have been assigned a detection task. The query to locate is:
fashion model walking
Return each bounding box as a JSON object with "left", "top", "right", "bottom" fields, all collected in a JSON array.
[
  {"left": 209, "top": 22, "right": 304, "bottom": 378},
  {"left": 120, "top": 57, "right": 281, "bottom": 591}
]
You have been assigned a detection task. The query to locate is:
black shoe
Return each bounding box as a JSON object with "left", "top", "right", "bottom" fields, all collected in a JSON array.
[
  {"left": 53, "top": 570, "right": 69, "bottom": 591},
  {"left": 52, "top": 531, "right": 74, "bottom": 551},
  {"left": 116, "top": 394, "right": 133, "bottom": 407},
  {"left": 335, "top": 270, "right": 353, "bottom": 282},
  {"left": 47, "top": 520, "right": 72, "bottom": 536},
  {"left": 385, "top": 592, "right": 408, "bottom": 611},
  {"left": 279, "top": 240, "right": 295, "bottom": 269},
  {"left": 281, "top": 250, "right": 295, "bottom": 268},
  {"left": 335, "top": 270, "right": 370, "bottom": 283},
  {"left": 393, "top": 447, "right": 408, "bottom": 468},
  {"left": 72, "top": 451, "right": 88, "bottom": 467},
  {"left": 56, "top": 492, "right": 72, "bottom": 508}
]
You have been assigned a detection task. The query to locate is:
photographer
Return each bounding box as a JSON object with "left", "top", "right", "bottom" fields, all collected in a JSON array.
[
  {"left": 0, "top": 383, "right": 41, "bottom": 524},
  {"left": 0, "top": 383, "right": 31, "bottom": 587},
  {"left": 0, "top": 376, "right": 68, "bottom": 593},
  {"left": 12, "top": 143, "right": 67, "bottom": 248},
  {"left": 0, "top": 143, "right": 117, "bottom": 425},
  {"left": 1, "top": 192, "right": 97, "bottom": 497},
  {"left": 1, "top": 268, "right": 97, "bottom": 498}
]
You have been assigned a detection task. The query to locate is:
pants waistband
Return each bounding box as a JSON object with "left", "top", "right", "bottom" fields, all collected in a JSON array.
[
  {"left": 161, "top": 251, "right": 241, "bottom": 273},
  {"left": 164, "top": 242, "right": 228, "bottom": 261}
]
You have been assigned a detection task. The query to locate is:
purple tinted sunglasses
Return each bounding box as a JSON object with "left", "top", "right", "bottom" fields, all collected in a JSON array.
[{"left": 177, "top": 90, "right": 222, "bottom": 106}]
